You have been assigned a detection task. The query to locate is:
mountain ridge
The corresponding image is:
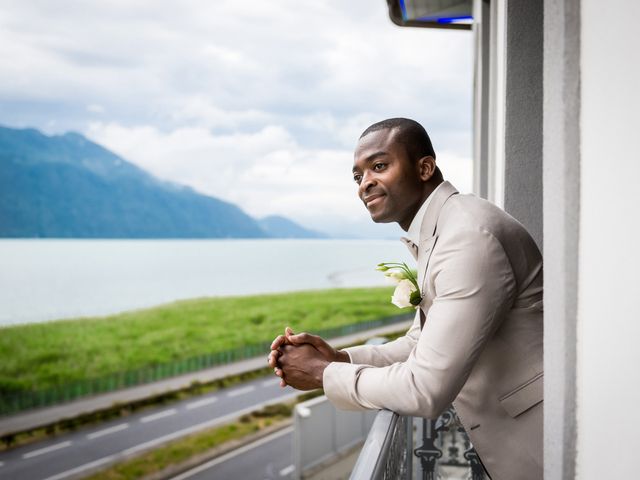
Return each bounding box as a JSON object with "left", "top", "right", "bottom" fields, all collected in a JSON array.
[
  {"left": 258, "top": 215, "right": 326, "bottom": 239},
  {"left": 0, "top": 125, "right": 324, "bottom": 239}
]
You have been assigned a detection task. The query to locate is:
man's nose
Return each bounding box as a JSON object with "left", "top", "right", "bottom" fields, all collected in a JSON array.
[{"left": 359, "top": 172, "right": 376, "bottom": 197}]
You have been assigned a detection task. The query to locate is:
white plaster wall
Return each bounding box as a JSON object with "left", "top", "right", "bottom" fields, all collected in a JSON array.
[
  {"left": 577, "top": 1, "right": 640, "bottom": 477},
  {"left": 543, "top": 0, "right": 580, "bottom": 477},
  {"left": 487, "top": 0, "right": 506, "bottom": 210}
]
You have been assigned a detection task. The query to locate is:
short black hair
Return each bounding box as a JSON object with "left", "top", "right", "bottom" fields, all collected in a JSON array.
[
  {"left": 360, "top": 117, "right": 436, "bottom": 161},
  {"left": 360, "top": 117, "right": 442, "bottom": 181}
]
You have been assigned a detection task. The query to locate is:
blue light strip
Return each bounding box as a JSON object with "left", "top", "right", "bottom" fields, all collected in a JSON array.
[
  {"left": 436, "top": 15, "right": 473, "bottom": 24},
  {"left": 399, "top": 0, "right": 408, "bottom": 21},
  {"left": 415, "top": 14, "right": 473, "bottom": 24}
]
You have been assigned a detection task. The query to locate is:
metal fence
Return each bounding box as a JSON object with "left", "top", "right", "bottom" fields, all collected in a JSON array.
[
  {"left": 0, "top": 313, "right": 411, "bottom": 417},
  {"left": 293, "top": 395, "right": 377, "bottom": 479},
  {"left": 351, "top": 406, "right": 486, "bottom": 480}
]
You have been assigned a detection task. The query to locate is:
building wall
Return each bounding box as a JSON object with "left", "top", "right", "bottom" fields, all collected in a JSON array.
[
  {"left": 398, "top": 1, "right": 640, "bottom": 477},
  {"left": 543, "top": 0, "right": 580, "bottom": 478},
  {"left": 482, "top": 0, "right": 543, "bottom": 250},
  {"left": 503, "top": 0, "right": 543, "bottom": 250},
  {"left": 577, "top": 1, "right": 640, "bottom": 477}
]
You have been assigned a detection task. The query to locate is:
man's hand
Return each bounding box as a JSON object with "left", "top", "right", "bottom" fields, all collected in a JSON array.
[
  {"left": 276, "top": 342, "right": 329, "bottom": 390},
  {"left": 267, "top": 327, "right": 349, "bottom": 387}
]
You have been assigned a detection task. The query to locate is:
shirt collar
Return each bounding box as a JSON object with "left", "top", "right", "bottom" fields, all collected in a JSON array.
[{"left": 405, "top": 182, "right": 446, "bottom": 245}]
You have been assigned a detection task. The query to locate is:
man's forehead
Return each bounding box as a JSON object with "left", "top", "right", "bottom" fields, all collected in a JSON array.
[
  {"left": 353, "top": 128, "right": 400, "bottom": 163},
  {"left": 357, "top": 128, "right": 398, "bottom": 149}
]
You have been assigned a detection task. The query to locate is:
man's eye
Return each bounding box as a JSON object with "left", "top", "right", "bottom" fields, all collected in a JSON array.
[
  {"left": 373, "top": 163, "right": 386, "bottom": 171},
  {"left": 353, "top": 174, "right": 362, "bottom": 184}
]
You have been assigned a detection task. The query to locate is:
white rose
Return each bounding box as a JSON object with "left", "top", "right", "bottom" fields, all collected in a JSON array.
[
  {"left": 384, "top": 271, "right": 406, "bottom": 285},
  {"left": 391, "top": 279, "right": 417, "bottom": 308}
]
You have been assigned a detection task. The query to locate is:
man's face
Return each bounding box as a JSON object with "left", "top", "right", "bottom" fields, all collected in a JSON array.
[{"left": 352, "top": 128, "right": 425, "bottom": 229}]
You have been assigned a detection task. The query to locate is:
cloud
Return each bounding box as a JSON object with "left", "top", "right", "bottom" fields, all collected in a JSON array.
[
  {"left": 86, "top": 104, "right": 105, "bottom": 114},
  {"left": 0, "top": 0, "right": 473, "bottom": 237},
  {"left": 86, "top": 121, "right": 360, "bottom": 221},
  {"left": 87, "top": 119, "right": 472, "bottom": 235}
]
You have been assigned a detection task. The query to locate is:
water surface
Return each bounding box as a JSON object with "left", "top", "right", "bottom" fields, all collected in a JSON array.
[{"left": 0, "top": 239, "right": 413, "bottom": 325}]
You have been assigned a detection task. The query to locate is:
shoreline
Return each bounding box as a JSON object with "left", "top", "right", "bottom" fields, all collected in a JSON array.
[{"left": 0, "top": 284, "right": 393, "bottom": 328}]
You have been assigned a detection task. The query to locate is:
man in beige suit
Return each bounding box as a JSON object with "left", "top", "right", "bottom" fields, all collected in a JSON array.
[{"left": 268, "top": 118, "right": 543, "bottom": 480}]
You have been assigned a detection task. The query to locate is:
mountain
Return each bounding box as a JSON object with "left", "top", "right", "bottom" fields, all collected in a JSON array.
[
  {"left": 258, "top": 215, "right": 326, "bottom": 239},
  {"left": 0, "top": 126, "right": 323, "bottom": 239}
]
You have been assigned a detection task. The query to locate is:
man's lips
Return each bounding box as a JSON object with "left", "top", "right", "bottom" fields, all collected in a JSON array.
[{"left": 364, "top": 193, "right": 385, "bottom": 208}]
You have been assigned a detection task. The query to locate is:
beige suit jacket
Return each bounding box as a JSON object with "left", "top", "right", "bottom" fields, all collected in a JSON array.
[{"left": 323, "top": 181, "right": 543, "bottom": 480}]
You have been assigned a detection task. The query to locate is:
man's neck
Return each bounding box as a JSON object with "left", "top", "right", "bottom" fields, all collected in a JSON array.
[{"left": 404, "top": 181, "right": 444, "bottom": 243}]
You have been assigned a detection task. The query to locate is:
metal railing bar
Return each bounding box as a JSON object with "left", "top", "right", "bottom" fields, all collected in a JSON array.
[{"left": 350, "top": 409, "right": 398, "bottom": 480}]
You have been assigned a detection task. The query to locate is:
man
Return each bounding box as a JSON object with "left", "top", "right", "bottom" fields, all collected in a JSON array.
[{"left": 268, "top": 118, "right": 543, "bottom": 480}]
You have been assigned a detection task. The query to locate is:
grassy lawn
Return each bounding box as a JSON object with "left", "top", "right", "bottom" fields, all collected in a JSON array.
[{"left": 0, "top": 287, "right": 400, "bottom": 393}]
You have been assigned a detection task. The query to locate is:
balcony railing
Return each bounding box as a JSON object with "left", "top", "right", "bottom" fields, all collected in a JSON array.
[
  {"left": 350, "top": 406, "right": 486, "bottom": 480},
  {"left": 349, "top": 409, "right": 412, "bottom": 479}
]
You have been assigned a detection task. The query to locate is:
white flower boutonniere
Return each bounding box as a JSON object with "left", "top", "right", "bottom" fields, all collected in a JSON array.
[{"left": 377, "top": 262, "right": 421, "bottom": 308}]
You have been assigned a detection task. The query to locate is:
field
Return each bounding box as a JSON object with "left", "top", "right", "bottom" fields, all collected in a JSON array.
[{"left": 0, "top": 287, "right": 400, "bottom": 393}]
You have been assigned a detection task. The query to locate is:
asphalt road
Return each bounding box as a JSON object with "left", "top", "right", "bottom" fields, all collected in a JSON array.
[
  {"left": 0, "top": 375, "right": 299, "bottom": 480},
  {"left": 170, "top": 427, "right": 294, "bottom": 480}
]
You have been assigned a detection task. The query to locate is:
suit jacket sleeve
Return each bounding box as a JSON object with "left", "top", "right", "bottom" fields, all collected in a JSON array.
[
  {"left": 342, "top": 310, "right": 421, "bottom": 367},
  {"left": 323, "top": 229, "right": 517, "bottom": 417}
]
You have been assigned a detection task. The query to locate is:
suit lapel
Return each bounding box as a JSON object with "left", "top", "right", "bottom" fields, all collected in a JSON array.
[
  {"left": 416, "top": 181, "right": 459, "bottom": 327},
  {"left": 419, "top": 181, "right": 459, "bottom": 240},
  {"left": 417, "top": 235, "right": 438, "bottom": 290},
  {"left": 400, "top": 237, "right": 418, "bottom": 261}
]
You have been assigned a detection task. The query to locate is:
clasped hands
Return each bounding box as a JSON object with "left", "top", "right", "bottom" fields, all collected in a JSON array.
[{"left": 267, "top": 327, "right": 349, "bottom": 390}]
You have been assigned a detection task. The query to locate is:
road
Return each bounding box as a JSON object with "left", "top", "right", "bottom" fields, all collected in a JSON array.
[
  {"left": 170, "top": 427, "right": 294, "bottom": 480},
  {"left": 0, "top": 376, "right": 299, "bottom": 480}
]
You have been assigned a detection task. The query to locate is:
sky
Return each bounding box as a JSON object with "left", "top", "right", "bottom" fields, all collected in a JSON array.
[{"left": 0, "top": 0, "right": 473, "bottom": 238}]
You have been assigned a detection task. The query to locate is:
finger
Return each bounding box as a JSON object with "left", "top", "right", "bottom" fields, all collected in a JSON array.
[
  {"left": 288, "top": 332, "right": 320, "bottom": 346},
  {"left": 274, "top": 368, "right": 284, "bottom": 378},
  {"left": 270, "top": 349, "right": 281, "bottom": 359},
  {"left": 270, "top": 335, "right": 286, "bottom": 350},
  {"left": 285, "top": 326, "right": 295, "bottom": 336},
  {"left": 267, "top": 351, "right": 280, "bottom": 368},
  {"left": 270, "top": 335, "right": 285, "bottom": 350},
  {"left": 276, "top": 369, "right": 288, "bottom": 387},
  {"left": 286, "top": 332, "right": 306, "bottom": 344}
]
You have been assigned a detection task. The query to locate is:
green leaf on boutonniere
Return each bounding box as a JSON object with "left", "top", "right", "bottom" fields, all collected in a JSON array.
[{"left": 410, "top": 289, "right": 422, "bottom": 306}]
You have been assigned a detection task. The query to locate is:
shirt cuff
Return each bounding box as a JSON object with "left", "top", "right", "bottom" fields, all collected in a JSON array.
[
  {"left": 343, "top": 349, "right": 354, "bottom": 363},
  {"left": 342, "top": 345, "right": 370, "bottom": 365},
  {"left": 323, "top": 361, "right": 367, "bottom": 411}
]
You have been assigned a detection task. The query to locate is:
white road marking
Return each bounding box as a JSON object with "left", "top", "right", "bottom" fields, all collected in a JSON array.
[
  {"left": 0, "top": 461, "right": 4, "bottom": 467},
  {"left": 42, "top": 456, "right": 115, "bottom": 480},
  {"left": 227, "top": 385, "right": 255, "bottom": 397},
  {"left": 87, "top": 423, "right": 129, "bottom": 440},
  {"left": 186, "top": 397, "right": 218, "bottom": 410},
  {"left": 279, "top": 464, "right": 295, "bottom": 476},
  {"left": 38, "top": 392, "right": 300, "bottom": 480},
  {"left": 122, "top": 393, "right": 298, "bottom": 457},
  {"left": 169, "top": 426, "right": 294, "bottom": 480},
  {"left": 140, "top": 408, "right": 177, "bottom": 423},
  {"left": 23, "top": 441, "right": 72, "bottom": 459},
  {"left": 261, "top": 378, "right": 281, "bottom": 388}
]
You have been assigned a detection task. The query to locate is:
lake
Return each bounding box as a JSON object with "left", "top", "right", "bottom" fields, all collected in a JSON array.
[{"left": 0, "top": 239, "right": 414, "bottom": 326}]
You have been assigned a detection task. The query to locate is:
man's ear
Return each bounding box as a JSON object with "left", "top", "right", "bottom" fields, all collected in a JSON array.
[{"left": 417, "top": 156, "right": 436, "bottom": 181}]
